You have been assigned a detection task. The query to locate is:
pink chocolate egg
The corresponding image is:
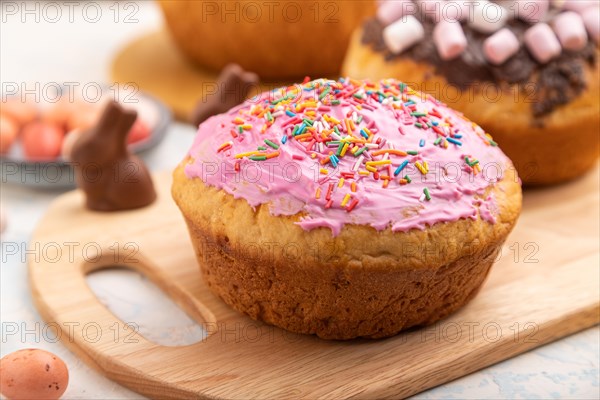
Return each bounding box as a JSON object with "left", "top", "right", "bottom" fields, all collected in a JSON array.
[
  {"left": 66, "top": 103, "right": 102, "bottom": 132},
  {"left": 0, "top": 114, "right": 18, "bottom": 154},
  {"left": 127, "top": 119, "right": 151, "bottom": 145},
  {"left": 0, "top": 349, "right": 69, "bottom": 400},
  {"left": 21, "top": 122, "right": 64, "bottom": 161},
  {"left": 0, "top": 99, "right": 38, "bottom": 128},
  {"left": 42, "top": 100, "right": 76, "bottom": 130}
]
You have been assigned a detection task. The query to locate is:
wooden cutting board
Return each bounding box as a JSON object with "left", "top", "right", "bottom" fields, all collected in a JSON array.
[{"left": 29, "top": 168, "right": 600, "bottom": 399}]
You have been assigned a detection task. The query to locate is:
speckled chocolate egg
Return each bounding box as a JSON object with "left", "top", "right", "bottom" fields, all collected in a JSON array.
[
  {"left": 127, "top": 118, "right": 151, "bottom": 145},
  {"left": 0, "top": 348, "right": 69, "bottom": 400},
  {"left": 1, "top": 99, "right": 38, "bottom": 127},
  {"left": 0, "top": 114, "right": 18, "bottom": 154},
  {"left": 42, "top": 99, "right": 76, "bottom": 130},
  {"left": 21, "top": 121, "right": 64, "bottom": 161},
  {"left": 66, "top": 103, "right": 101, "bottom": 132}
]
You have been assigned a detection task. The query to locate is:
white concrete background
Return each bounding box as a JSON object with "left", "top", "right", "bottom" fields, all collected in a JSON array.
[{"left": 1, "top": 1, "right": 598, "bottom": 399}]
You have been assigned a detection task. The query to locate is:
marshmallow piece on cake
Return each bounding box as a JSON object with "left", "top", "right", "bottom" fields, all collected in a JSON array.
[
  {"left": 553, "top": 11, "right": 589, "bottom": 50},
  {"left": 525, "top": 22, "right": 562, "bottom": 63},
  {"left": 561, "top": 0, "right": 599, "bottom": 14},
  {"left": 377, "top": 0, "right": 417, "bottom": 26},
  {"left": 484, "top": 28, "right": 521, "bottom": 65},
  {"left": 582, "top": 6, "right": 600, "bottom": 42},
  {"left": 434, "top": 20, "right": 468, "bottom": 60},
  {"left": 383, "top": 15, "right": 425, "bottom": 54},
  {"left": 468, "top": 0, "right": 509, "bottom": 33}
]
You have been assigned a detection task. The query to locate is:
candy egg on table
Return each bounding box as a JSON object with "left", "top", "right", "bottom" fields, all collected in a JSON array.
[
  {"left": 65, "top": 102, "right": 102, "bottom": 132},
  {"left": 0, "top": 348, "right": 69, "bottom": 400},
  {"left": 21, "top": 121, "right": 64, "bottom": 161},
  {"left": 42, "top": 99, "right": 77, "bottom": 130},
  {"left": 0, "top": 114, "right": 19, "bottom": 154},
  {"left": 127, "top": 118, "right": 151, "bottom": 145},
  {"left": 0, "top": 98, "right": 38, "bottom": 127}
]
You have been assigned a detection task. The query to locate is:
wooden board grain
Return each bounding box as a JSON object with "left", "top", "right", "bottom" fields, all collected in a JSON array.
[{"left": 29, "top": 167, "right": 600, "bottom": 399}]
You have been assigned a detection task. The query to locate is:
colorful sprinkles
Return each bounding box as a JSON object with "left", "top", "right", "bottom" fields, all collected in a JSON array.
[{"left": 214, "top": 78, "right": 496, "bottom": 214}]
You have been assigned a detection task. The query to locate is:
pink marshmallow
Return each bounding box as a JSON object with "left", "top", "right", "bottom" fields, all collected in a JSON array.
[
  {"left": 553, "top": 11, "right": 588, "bottom": 50},
  {"left": 484, "top": 28, "right": 521, "bottom": 65},
  {"left": 582, "top": 6, "right": 600, "bottom": 42},
  {"left": 468, "top": 1, "right": 509, "bottom": 34},
  {"left": 442, "top": 1, "right": 472, "bottom": 21},
  {"left": 562, "top": 0, "right": 599, "bottom": 14},
  {"left": 377, "top": 0, "right": 417, "bottom": 26},
  {"left": 433, "top": 20, "right": 468, "bottom": 60},
  {"left": 383, "top": 15, "right": 426, "bottom": 54},
  {"left": 525, "top": 22, "right": 562, "bottom": 63},
  {"left": 513, "top": 0, "right": 549, "bottom": 23}
]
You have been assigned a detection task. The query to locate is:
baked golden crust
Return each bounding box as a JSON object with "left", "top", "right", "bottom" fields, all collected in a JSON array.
[
  {"left": 342, "top": 29, "right": 600, "bottom": 185},
  {"left": 158, "top": 0, "right": 375, "bottom": 79},
  {"left": 172, "top": 161, "right": 521, "bottom": 339}
]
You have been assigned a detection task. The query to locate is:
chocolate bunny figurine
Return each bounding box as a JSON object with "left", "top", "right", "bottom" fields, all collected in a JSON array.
[
  {"left": 192, "top": 63, "right": 260, "bottom": 126},
  {"left": 71, "top": 101, "right": 157, "bottom": 211}
]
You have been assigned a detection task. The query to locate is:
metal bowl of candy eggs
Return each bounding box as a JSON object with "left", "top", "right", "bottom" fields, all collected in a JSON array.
[{"left": 0, "top": 85, "right": 171, "bottom": 188}]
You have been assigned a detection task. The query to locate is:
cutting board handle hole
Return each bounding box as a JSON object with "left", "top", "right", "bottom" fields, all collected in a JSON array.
[{"left": 86, "top": 265, "right": 208, "bottom": 346}]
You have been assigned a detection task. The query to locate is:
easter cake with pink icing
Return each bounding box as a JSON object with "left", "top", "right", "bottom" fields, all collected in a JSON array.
[
  {"left": 342, "top": 0, "right": 600, "bottom": 185},
  {"left": 172, "top": 78, "right": 522, "bottom": 340}
]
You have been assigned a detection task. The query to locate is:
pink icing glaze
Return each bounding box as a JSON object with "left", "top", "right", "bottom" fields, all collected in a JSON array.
[{"left": 184, "top": 78, "right": 514, "bottom": 236}]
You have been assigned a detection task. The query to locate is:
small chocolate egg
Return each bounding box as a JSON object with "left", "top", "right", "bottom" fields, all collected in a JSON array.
[
  {"left": 0, "top": 348, "right": 69, "bottom": 400},
  {"left": 1, "top": 99, "right": 38, "bottom": 127},
  {"left": 66, "top": 103, "right": 101, "bottom": 132},
  {"left": 60, "top": 129, "right": 81, "bottom": 161},
  {"left": 127, "top": 119, "right": 151, "bottom": 145},
  {"left": 42, "top": 100, "right": 76, "bottom": 130},
  {"left": 0, "top": 114, "right": 18, "bottom": 154},
  {"left": 21, "top": 122, "right": 64, "bottom": 161}
]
